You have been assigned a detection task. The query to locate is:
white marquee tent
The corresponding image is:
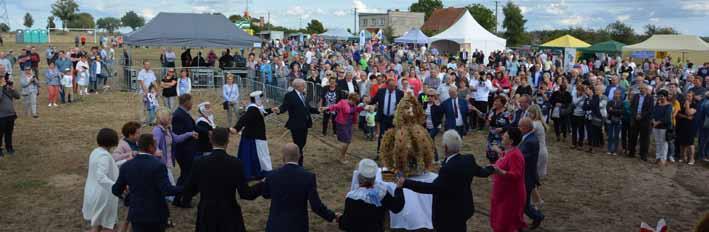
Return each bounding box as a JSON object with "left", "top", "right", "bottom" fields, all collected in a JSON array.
[{"left": 429, "top": 10, "right": 506, "bottom": 60}]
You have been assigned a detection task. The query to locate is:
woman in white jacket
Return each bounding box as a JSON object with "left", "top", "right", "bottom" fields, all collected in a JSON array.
[
  {"left": 82, "top": 128, "right": 121, "bottom": 232},
  {"left": 177, "top": 69, "right": 192, "bottom": 96}
]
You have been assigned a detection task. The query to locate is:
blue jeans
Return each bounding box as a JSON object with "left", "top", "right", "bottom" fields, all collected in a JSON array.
[
  {"left": 698, "top": 129, "right": 709, "bottom": 160},
  {"left": 607, "top": 121, "right": 621, "bottom": 153}
]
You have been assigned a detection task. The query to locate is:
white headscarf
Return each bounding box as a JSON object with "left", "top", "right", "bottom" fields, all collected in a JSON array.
[{"left": 196, "top": 102, "right": 215, "bottom": 128}]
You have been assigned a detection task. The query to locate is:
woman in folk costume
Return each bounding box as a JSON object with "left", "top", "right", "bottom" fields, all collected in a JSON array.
[
  {"left": 233, "top": 91, "right": 274, "bottom": 180},
  {"left": 195, "top": 102, "right": 216, "bottom": 156}
]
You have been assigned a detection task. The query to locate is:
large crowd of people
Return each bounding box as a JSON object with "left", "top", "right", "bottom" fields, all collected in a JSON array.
[{"left": 0, "top": 33, "right": 706, "bottom": 231}]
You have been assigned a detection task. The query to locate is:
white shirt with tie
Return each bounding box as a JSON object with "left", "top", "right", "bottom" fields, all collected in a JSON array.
[
  {"left": 452, "top": 98, "right": 464, "bottom": 126},
  {"left": 384, "top": 90, "right": 397, "bottom": 116}
]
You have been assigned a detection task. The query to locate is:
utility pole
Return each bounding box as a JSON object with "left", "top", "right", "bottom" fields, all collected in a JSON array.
[
  {"left": 267, "top": 12, "right": 270, "bottom": 31},
  {"left": 354, "top": 8, "right": 357, "bottom": 33},
  {"left": 0, "top": 0, "right": 9, "bottom": 28},
  {"left": 494, "top": 0, "right": 499, "bottom": 33}
]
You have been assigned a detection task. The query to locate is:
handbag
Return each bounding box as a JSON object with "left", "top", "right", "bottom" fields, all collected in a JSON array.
[
  {"left": 222, "top": 101, "right": 230, "bottom": 110},
  {"left": 591, "top": 116, "right": 604, "bottom": 127},
  {"left": 551, "top": 106, "right": 561, "bottom": 118}
]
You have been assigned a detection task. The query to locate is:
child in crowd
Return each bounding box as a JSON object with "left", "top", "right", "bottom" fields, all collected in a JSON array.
[
  {"left": 145, "top": 84, "right": 159, "bottom": 125},
  {"left": 358, "top": 95, "right": 371, "bottom": 133},
  {"left": 365, "top": 105, "right": 377, "bottom": 141},
  {"left": 61, "top": 68, "right": 73, "bottom": 103},
  {"left": 76, "top": 56, "right": 90, "bottom": 96}
]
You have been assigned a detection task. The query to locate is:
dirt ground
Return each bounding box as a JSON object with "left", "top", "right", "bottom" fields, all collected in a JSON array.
[{"left": 0, "top": 37, "right": 707, "bottom": 231}]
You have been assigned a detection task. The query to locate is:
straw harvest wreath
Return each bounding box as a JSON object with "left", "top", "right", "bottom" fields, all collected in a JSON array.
[{"left": 380, "top": 92, "right": 435, "bottom": 177}]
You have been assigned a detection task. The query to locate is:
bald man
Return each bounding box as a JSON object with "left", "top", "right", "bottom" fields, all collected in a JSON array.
[
  {"left": 518, "top": 118, "right": 544, "bottom": 228},
  {"left": 262, "top": 143, "right": 337, "bottom": 232}
]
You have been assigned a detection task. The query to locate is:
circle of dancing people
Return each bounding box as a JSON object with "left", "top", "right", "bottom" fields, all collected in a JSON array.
[{"left": 79, "top": 35, "right": 709, "bottom": 232}]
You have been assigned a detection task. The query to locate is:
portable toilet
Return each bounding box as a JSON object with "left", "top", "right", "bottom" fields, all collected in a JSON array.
[
  {"left": 38, "top": 29, "right": 48, "bottom": 43},
  {"left": 23, "top": 29, "right": 32, "bottom": 43},
  {"left": 30, "top": 29, "right": 41, "bottom": 43},
  {"left": 15, "top": 29, "right": 23, "bottom": 43}
]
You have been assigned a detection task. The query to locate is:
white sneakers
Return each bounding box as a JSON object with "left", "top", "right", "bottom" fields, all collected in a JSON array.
[{"left": 48, "top": 103, "right": 59, "bottom": 107}]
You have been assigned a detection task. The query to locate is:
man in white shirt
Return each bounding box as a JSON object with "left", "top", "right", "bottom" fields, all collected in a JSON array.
[
  {"left": 469, "top": 73, "right": 495, "bottom": 130},
  {"left": 0, "top": 52, "right": 12, "bottom": 76},
  {"left": 137, "top": 61, "right": 157, "bottom": 124}
]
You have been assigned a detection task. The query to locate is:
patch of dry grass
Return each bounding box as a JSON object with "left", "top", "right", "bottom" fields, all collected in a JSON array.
[{"left": 0, "top": 35, "right": 707, "bottom": 231}]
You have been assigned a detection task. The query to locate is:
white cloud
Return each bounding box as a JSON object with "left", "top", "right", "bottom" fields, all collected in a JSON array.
[
  {"left": 545, "top": 0, "right": 568, "bottom": 15},
  {"left": 519, "top": 6, "right": 529, "bottom": 15},
  {"left": 681, "top": 2, "right": 709, "bottom": 14},
  {"left": 649, "top": 17, "right": 660, "bottom": 23},
  {"left": 142, "top": 8, "right": 157, "bottom": 19},
  {"left": 191, "top": 6, "right": 212, "bottom": 13},
  {"left": 287, "top": 6, "right": 307, "bottom": 16},
  {"left": 333, "top": 10, "right": 348, "bottom": 17},
  {"left": 616, "top": 15, "right": 630, "bottom": 22},
  {"left": 559, "top": 15, "right": 584, "bottom": 26},
  {"left": 353, "top": 0, "right": 382, "bottom": 13},
  {"left": 315, "top": 8, "right": 325, "bottom": 15}
]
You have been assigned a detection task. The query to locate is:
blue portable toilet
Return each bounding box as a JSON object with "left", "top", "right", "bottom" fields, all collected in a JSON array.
[
  {"left": 39, "top": 29, "right": 48, "bottom": 43},
  {"left": 15, "top": 29, "right": 24, "bottom": 43},
  {"left": 30, "top": 29, "right": 40, "bottom": 43},
  {"left": 23, "top": 29, "right": 32, "bottom": 43}
]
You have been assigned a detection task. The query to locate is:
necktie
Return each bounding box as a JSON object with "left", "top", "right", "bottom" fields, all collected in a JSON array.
[
  {"left": 453, "top": 99, "right": 458, "bottom": 117},
  {"left": 388, "top": 92, "right": 394, "bottom": 116}
]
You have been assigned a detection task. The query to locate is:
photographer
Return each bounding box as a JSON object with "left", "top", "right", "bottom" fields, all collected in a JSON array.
[
  {"left": 0, "top": 71, "right": 20, "bottom": 156},
  {"left": 470, "top": 71, "right": 495, "bottom": 131},
  {"left": 20, "top": 67, "right": 39, "bottom": 118}
]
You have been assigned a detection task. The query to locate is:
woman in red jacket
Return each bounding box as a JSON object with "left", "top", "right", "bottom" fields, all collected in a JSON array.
[{"left": 489, "top": 127, "right": 528, "bottom": 232}]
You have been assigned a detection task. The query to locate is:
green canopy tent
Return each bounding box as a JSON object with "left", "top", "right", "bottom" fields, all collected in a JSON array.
[
  {"left": 579, "top": 40, "right": 626, "bottom": 54},
  {"left": 577, "top": 40, "right": 625, "bottom": 61}
]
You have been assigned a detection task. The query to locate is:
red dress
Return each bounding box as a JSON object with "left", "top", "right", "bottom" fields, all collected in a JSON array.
[{"left": 490, "top": 147, "right": 527, "bottom": 232}]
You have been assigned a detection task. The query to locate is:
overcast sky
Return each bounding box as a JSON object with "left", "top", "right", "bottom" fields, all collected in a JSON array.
[{"left": 6, "top": 0, "right": 709, "bottom": 36}]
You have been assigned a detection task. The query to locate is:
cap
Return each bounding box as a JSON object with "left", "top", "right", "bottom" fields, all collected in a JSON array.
[{"left": 357, "top": 159, "right": 378, "bottom": 179}]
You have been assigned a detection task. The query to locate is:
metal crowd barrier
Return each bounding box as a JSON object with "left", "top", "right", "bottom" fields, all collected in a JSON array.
[{"left": 121, "top": 66, "right": 248, "bottom": 91}]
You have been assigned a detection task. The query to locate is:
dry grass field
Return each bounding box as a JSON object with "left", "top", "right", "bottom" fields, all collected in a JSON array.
[{"left": 0, "top": 34, "right": 707, "bottom": 231}]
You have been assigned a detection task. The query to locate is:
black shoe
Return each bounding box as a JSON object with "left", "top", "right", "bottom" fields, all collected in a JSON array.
[{"left": 530, "top": 217, "right": 544, "bottom": 230}]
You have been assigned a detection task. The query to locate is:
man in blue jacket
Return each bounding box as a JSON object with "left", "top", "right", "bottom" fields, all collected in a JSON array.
[
  {"left": 112, "top": 134, "right": 181, "bottom": 232},
  {"left": 518, "top": 118, "right": 544, "bottom": 229},
  {"left": 262, "top": 143, "right": 338, "bottom": 232},
  {"left": 441, "top": 86, "right": 468, "bottom": 136}
]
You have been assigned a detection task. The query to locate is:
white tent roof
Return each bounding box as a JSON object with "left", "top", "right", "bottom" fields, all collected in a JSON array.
[
  {"left": 395, "top": 28, "right": 430, "bottom": 44},
  {"left": 430, "top": 10, "right": 506, "bottom": 54},
  {"left": 623, "top": 34, "right": 709, "bottom": 52}
]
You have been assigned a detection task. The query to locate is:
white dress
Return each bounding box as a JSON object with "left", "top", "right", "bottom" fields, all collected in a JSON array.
[
  {"left": 82, "top": 147, "right": 120, "bottom": 228},
  {"left": 533, "top": 121, "right": 549, "bottom": 178}
]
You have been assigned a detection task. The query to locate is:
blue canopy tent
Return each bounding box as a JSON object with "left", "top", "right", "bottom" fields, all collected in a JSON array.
[{"left": 394, "top": 28, "right": 430, "bottom": 44}]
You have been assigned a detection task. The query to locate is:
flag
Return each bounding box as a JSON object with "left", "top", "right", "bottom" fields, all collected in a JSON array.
[
  {"left": 376, "top": 29, "right": 384, "bottom": 41},
  {"left": 359, "top": 30, "right": 366, "bottom": 50}
]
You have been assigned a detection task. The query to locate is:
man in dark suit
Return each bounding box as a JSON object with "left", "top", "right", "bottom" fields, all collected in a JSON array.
[
  {"left": 370, "top": 78, "right": 404, "bottom": 155},
  {"left": 441, "top": 86, "right": 469, "bottom": 136},
  {"left": 336, "top": 73, "right": 359, "bottom": 100},
  {"left": 399, "top": 130, "right": 494, "bottom": 232},
  {"left": 518, "top": 118, "right": 544, "bottom": 229},
  {"left": 182, "top": 127, "right": 264, "bottom": 232},
  {"left": 171, "top": 93, "right": 196, "bottom": 207},
  {"left": 112, "top": 134, "right": 181, "bottom": 232},
  {"left": 460, "top": 50, "right": 469, "bottom": 64},
  {"left": 511, "top": 95, "right": 530, "bottom": 127},
  {"left": 629, "top": 84, "right": 654, "bottom": 161},
  {"left": 273, "top": 79, "right": 320, "bottom": 166},
  {"left": 263, "top": 143, "right": 338, "bottom": 232}
]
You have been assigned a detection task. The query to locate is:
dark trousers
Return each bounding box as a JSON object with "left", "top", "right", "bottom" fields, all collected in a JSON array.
[
  {"left": 131, "top": 222, "right": 166, "bottom": 232},
  {"left": 571, "top": 115, "right": 585, "bottom": 147},
  {"left": 472, "top": 100, "right": 488, "bottom": 129},
  {"left": 290, "top": 128, "right": 308, "bottom": 166},
  {"left": 552, "top": 116, "right": 568, "bottom": 139},
  {"left": 428, "top": 127, "right": 439, "bottom": 161},
  {"left": 0, "top": 115, "right": 16, "bottom": 152},
  {"left": 629, "top": 118, "right": 651, "bottom": 160},
  {"left": 377, "top": 116, "right": 394, "bottom": 154},
  {"left": 621, "top": 119, "right": 630, "bottom": 151},
  {"left": 525, "top": 185, "right": 545, "bottom": 222},
  {"left": 322, "top": 112, "right": 337, "bottom": 135},
  {"left": 175, "top": 151, "right": 194, "bottom": 205},
  {"left": 588, "top": 123, "right": 602, "bottom": 147}
]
